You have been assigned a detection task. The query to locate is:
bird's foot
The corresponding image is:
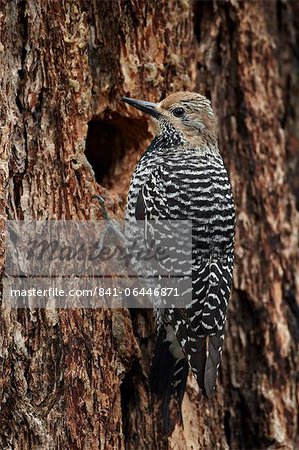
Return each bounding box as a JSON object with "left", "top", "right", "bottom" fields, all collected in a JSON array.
[
  {"left": 92, "top": 195, "right": 111, "bottom": 222},
  {"left": 92, "top": 195, "right": 127, "bottom": 246}
]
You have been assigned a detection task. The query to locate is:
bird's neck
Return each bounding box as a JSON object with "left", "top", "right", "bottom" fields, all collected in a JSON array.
[
  {"left": 151, "top": 121, "right": 219, "bottom": 155},
  {"left": 154, "top": 123, "right": 187, "bottom": 149},
  {"left": 149, "top": 133, "right": 220, "bottom": 158}
]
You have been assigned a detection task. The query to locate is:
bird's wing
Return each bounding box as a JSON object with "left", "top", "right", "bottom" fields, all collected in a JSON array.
[
  {"left": 134, "top": 166, "right": 169, "bottom": 220},
  {"left": 136, "top": 164, "right": 233, "bottom": 398},
  {"left": 183, "top": 258, "right": 233, "bottom": 396},
  {"left": 134, "top": 166, "right": 190, "bottom": 269}
]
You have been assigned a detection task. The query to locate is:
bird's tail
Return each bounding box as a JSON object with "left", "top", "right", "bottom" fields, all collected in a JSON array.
[
  {"left": 189, "top": 332, "right": 224, "bottom": 398},
  {"left": 149, "top": 327, "right": 189, "bottom": 434}
]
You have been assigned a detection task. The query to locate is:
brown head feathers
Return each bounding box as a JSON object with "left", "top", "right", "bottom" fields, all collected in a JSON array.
[{"left": 155, "top": 91, "right": 218, "bottom": 149}]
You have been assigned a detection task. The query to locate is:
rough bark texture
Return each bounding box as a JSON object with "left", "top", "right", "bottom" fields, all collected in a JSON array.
[{"left": 0, "top": 1, "right": 299, "bottom": 449}]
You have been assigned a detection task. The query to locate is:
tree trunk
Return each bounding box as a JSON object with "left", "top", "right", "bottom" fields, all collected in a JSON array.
[{"left": 0, "top": 1, "right": 298, "bottom": 449}]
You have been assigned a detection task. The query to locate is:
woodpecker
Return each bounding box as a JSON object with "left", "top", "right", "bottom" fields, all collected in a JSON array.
[{"left": 122, "top": 92, "right": 235, "bottom": 430}]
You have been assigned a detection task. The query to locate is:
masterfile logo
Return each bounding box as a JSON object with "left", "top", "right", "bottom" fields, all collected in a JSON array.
[{"left": 3, "top": 220, "right": 193, "bottom": 308}]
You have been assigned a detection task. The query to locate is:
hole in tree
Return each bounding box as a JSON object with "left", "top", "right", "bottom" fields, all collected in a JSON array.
[
  {"left": 85, "top": 113, "right": 150, "bottom": 188},
  {"left": 85, "top": 120, "right": 121, "bottom": 185}
]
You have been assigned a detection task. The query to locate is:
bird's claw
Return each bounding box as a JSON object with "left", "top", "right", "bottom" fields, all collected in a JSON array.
[{"left": 92, "top": 195, "right": 111, "bottom": 222}]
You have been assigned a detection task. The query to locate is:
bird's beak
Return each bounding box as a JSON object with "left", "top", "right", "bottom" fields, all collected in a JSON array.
[{"left": 122, "top": 96, "right": 161, "bottom": 119}]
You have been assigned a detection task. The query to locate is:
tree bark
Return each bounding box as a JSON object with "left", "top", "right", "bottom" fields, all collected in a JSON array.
[{"left": 0, "top": 1, "right": 298, "bottom": 449}]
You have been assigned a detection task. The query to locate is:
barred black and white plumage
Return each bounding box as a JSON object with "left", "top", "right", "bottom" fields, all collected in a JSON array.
[{"left": 123, "top": 92, "right": 235, "bottom": 431}]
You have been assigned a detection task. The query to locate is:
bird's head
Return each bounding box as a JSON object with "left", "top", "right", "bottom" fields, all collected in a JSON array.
[{"left": 122, "top": 92, "right": 218, "bottom": 149}]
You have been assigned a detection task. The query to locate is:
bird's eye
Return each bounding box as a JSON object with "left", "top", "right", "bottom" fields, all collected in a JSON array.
[{"left": 172, "top": 107, "right": 185, "bottom": 118}]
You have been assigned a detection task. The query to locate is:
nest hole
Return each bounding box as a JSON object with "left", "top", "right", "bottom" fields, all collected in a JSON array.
[{"left": 85, "top": 114, "right": 149, "bottom": 188}]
